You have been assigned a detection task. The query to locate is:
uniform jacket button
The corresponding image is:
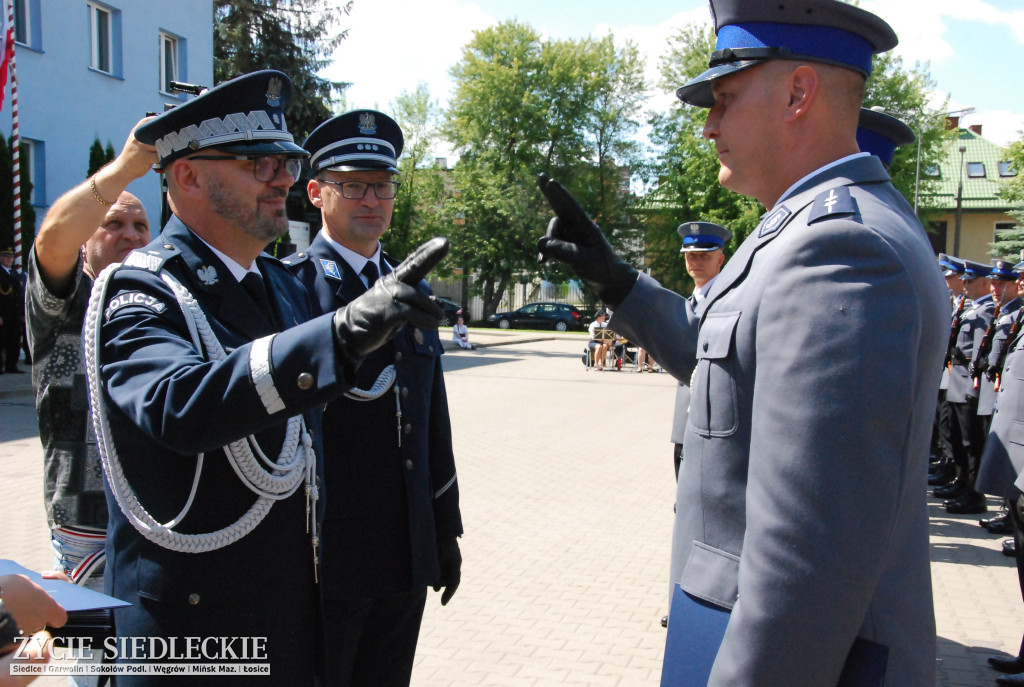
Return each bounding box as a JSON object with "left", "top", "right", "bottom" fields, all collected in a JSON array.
[
  {"left": 188, "top": 593, "right": 200, "bottom": 605},
  {"left": 401, "top": 386, "right": 410, "bottom": 398},
  {"left": 394, "top": 351, "right": 404, "bottom": 363},
  {"left": 403, "top": 423, "right": 412, "bottom": 434},
  {"left": 405, "top": 460, "right": 414, "bottom": 471},
  {"left": 702, "top": 340, "right": 709, "bottom": 352},
  {"left": 297, "top": 372, "right": 314, "bottom": 390}
]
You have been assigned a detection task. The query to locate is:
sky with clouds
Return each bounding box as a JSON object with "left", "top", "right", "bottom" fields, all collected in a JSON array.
[{"left": 322, "top": 0, "right": 1024, "bottom": 151}]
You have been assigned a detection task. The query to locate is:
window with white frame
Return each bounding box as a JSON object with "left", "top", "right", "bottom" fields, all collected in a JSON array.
[
  {"left": 89, "top": 2, "right": 113, "bottom": 73},
  {"left": 159, "top": 32, "right": 179, "bottom": 93},
  {"left": 13, "top": 0, "right": 30, "bottom": 45}
]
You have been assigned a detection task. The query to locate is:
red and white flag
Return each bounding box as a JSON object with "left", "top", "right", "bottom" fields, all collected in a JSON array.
[{"left": 0, "top": 0, "right": 14, "bottom": 112}]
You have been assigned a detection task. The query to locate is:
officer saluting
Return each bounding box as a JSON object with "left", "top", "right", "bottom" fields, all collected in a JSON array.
[
  {"left": 284, "top": 111, "right": 463, "bottom": 686},
  {"left": 85, "top": 71, "right": 446, "bottom": 683},
  {"left": 537, "top": 0, "right": 947, "bottom": 684}
]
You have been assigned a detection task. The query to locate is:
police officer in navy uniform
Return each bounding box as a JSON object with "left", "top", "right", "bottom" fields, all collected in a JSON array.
[
  {"left": 283, "top": 110, "right": 462, "bottom": 686},
  {"left": 943, "top": 259, "right": 997, "bottom": 514},
  {"left": 537, "top": 0, "right": 946, "bottom": 683},
  {"left": 669, "top": 221, "right": 731, "bottom": 479},
  {"left": 86, "top": 72, "right": 446, "bottom": 684}
]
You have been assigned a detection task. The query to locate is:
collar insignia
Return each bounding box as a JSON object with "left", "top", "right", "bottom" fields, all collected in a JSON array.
[
  {"left": 758, "top": 205, "right": 791, "bottom": 238},
  {"left": 197, "top": 265, "right": 218, "bottom": 286},
  {"left": 320, "top": 259, "right": 342, "bottom": 281}
]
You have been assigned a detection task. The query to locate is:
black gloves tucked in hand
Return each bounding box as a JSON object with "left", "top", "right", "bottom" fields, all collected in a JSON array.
[
  {"left": 536, "top": 173, "right": 638, "bottom": 308},
  {"left": 332, "top": 237, "right": 449, "bottom": 366},
  {"left": 433, "top": 536, "right": 462, "bottom": 606}
]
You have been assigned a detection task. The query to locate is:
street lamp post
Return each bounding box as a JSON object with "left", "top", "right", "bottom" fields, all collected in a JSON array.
[
  {"left": 914, "top": 106, "right": 975, "bottom": 216},
  {"left": 953, "top": 145, "right": 967, "bottom": 257}
]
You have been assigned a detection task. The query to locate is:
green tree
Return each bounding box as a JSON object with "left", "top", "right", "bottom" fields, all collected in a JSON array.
[
  {"left": 861, "top": 52, "right": 946, "bottom": 211},
  {"left": 990, "top": 136, "right": 1024, "bottom": 259},
  {"left": 444, "top": 21, "right": 647, "bottom": 316},
  {"left": 88, "top": 138, "right": 115, "bottom": 177},
  {"left": 0, "top": 137, "right": 37, "bottom": 263},
  {"left": 643, "top": 23, "right": 761, "bottom": 295},
  {"left": 386, "top": 83, "right": 448, "bottom": 261},
  {"left": 214, "top": 0, "right": 351, "bottom": 140}
]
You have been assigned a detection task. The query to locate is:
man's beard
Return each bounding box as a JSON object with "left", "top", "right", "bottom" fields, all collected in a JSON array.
[{"left": 207, "top": 175, "right": 288, "bottom": 243}]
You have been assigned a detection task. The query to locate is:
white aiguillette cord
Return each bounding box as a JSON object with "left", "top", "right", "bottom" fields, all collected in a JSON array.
[{"left": 84, "top": 264, "right": 320, "bottom": 579}]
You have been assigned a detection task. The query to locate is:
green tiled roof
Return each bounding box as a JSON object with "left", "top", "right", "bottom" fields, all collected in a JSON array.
[{"left": 925, "top": 129, "right": 1017, "bottom": 211}]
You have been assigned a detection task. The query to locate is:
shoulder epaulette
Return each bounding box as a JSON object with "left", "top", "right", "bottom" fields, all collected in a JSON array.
[
  {"left": 808, "top": 186, "right": 859, "bottom": 225},
  {"left": 120, "top": 244, "right": 181, "bottom": 273},
  {"left": 279, "top": 251, "right": 312, "bottom": 268}
]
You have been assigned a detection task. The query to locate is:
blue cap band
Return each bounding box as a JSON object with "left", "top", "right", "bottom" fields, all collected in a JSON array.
[
  {"left": 856, "top": 128, "right": 897, "bottom": 166},
  {"left": 682, "top": 235, "right": 726, "bottom": 247},
  {"left": 717, "top": 22, "right": 875, "bottom": 75}
]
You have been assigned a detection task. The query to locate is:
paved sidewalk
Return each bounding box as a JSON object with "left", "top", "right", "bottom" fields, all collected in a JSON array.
[{"left": 2, "top": 332, "right": 1022, "bottom": 686}]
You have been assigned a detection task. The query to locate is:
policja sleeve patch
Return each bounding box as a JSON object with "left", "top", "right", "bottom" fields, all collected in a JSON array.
[
  {"left": 808, "top": 186, "right": 859, "bottom": 224},
  {"left": 104, "top": 291, "right": 168, "bottom": 321}
]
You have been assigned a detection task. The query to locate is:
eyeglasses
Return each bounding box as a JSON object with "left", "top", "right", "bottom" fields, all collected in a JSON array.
[
  {"left": 187, "top": 155, "right": 303, "bottom": 183},
  {"left": 317, "top": 179, "right": 401, "bottom": 200}
]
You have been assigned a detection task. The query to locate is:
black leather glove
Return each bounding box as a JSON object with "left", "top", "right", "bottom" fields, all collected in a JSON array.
[
  {"left": 433, "top": 536, "right": 462, "bottom": 606},
  {"left": 536, "top": 173, "right": 638, "bottom": 307},
  {"left": 333, "top": 237, "right": 448, "bottom": 366}
]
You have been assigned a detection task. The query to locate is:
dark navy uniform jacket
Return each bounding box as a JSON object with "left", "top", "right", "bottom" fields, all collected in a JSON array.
[
  {"left": 94, "top": 217, "right": 351, "bottom": 684},
  {"left": 285, "top": 231, "right": 463, "bottom": 600}
]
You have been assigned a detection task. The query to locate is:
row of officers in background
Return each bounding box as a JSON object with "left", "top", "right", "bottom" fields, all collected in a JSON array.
[{"left": 932, "top": 253, "right": 1024, "bottom": 682}]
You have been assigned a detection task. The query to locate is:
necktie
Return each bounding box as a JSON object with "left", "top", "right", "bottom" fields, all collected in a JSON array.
[
  {"left": 361, "top": 260, "right": 380, "bottom": 288},
  {"left": 241, "top": 272, "right": 277, "bottom": 328}
]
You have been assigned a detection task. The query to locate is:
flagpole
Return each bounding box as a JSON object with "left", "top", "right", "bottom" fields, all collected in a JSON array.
[{"left": 7, "top": 0, "right": 20, "bottom": 270}]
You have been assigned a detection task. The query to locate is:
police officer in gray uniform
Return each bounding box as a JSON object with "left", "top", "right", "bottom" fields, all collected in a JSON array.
[
  {"left": 669, "top": 221, "right": 730, "bottom": 478},
  {"left": 944, "top": 259, "right": 996, "bottom": 514},
  {"left": 537, "top": 1, "right": 946, "bottom": 684},
  {"left": 976, "top": 260, "right": 1024, "bottom": 535},
  {"left": 974, "top": 259, "right": 1024, "bottom": 685}
]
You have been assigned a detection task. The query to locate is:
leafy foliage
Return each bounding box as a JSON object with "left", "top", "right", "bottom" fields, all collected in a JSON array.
[
  {"left": 442, "top": 21, "right": 647, "bottom": 316},
  {"left": 0, "top": 137, "right": 37, "bottom": 261}
]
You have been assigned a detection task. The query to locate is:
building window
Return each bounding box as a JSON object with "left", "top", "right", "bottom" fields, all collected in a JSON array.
[
  {"left": 999, "top": 162, "right": 1018, "bottom": 178},
  {"left": 996, "top": 222, "right": 1017, "bottom": 234},
  {"left": 923, "top": 164, "right": 940, "bottom": 178},
  {"left": 967, "top": 162, "right": 986, "bottom": 178},
  {"left": 13, "top": 0, "right": 40, "bottom": 49},
  {"left": 18, "top": 138, "right": 44, "bottom": 206},
  {"left": 89, "top": 3, "right": 112, "bottom": 72},
  {"left": 159, "top": 32, "right": 178, "bottom": 93},
  {"left": 13, "top": 0, "right": 29, "bottom": 44}
]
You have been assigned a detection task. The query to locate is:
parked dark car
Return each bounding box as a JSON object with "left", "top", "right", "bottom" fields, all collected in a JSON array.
[
  {"left": 488, "top": 302, "right": 587, "bottom": 332},
  {"left": 435, "top": 297, "right": 467, "bottom": 326}
]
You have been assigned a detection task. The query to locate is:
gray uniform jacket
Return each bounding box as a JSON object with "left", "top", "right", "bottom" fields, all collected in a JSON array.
[
  {"left": 946, "top": 293, "right": 994, "bottom": 404},
  {"left": 612, "top": 155, "right": 946, "bottom": 687},
  {"left": 978, "top": 301, "right": 1024, "bottom": 499},
  {"left": 978, "top": 298, "right": 1022, "bottom": 415}
]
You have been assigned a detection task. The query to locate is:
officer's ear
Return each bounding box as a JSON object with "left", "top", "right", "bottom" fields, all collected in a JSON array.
[
  {"left": 166, "top": 159, "right": 203, "bottom": 200},
  {"left": 785, "top": 65, "right": 819, "bottom": 121},
  {"left": 307, "top": 178, "right": 324, "bottom": 208}
]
